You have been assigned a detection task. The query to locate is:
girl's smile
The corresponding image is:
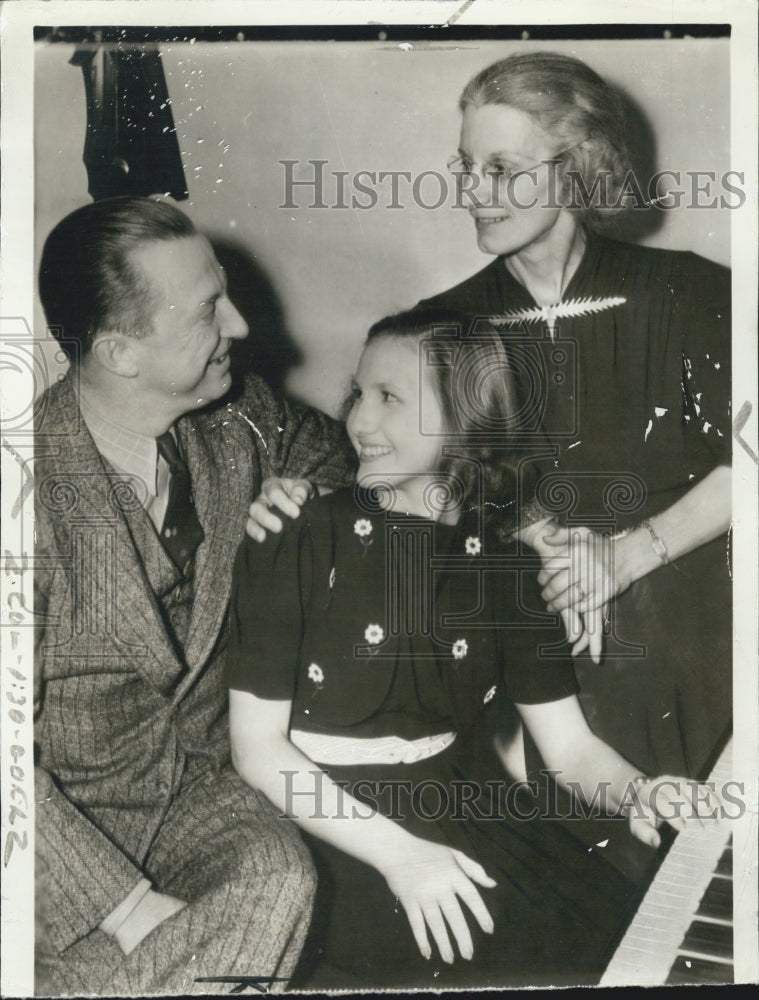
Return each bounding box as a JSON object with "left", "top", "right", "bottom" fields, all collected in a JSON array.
[
  {"left": 346, "top": 335, "right": 450, "bottom": 517},
  {"left": 357, "top": 443, "right": 395, "bottom": 461}
]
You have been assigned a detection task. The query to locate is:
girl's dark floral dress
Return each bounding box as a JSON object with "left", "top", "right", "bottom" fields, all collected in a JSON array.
[{"left": 227, "top": 487, "right": 636, "bottom": 989}]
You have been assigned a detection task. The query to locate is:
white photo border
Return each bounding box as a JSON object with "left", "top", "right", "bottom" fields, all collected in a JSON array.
[{"left": 1, "top": 1, "right": 756, "bottom": 995}]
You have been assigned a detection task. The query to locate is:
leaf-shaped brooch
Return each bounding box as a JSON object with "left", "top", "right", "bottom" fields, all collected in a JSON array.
[{"left": 489, "top": 296, "right": 626, "bottom": 340}]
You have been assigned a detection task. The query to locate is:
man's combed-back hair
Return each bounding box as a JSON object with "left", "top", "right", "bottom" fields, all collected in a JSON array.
[
  {"left": 39, "top": 196, "right": 196, "bottom": 358},
  {"left": 360, "top": 308, "right": 521, "bottom": 521},
  {"left": 460, "top": 51, "right": 633, "bottom": 231}
]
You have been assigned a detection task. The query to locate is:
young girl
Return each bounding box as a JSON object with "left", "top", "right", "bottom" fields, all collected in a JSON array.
[{"left": 225, "top": 309, "right": 717, "bottom": 990}]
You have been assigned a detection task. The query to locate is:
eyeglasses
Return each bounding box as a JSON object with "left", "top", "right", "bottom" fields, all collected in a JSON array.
[{"left": 446, "top": 141, "right": 586, "bottom": 188}]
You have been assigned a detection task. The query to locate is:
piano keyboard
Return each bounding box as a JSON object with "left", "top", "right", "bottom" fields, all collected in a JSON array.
[{"left": 601, "top": 737, "right": 733, "bottom": 986}]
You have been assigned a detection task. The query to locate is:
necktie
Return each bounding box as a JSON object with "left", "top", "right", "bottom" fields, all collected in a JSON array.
[{"left": 156, "top": 431, "right": 205, "bottom": 575}]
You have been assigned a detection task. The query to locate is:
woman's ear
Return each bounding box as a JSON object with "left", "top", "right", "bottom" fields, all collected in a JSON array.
[{"left": 89, "top": 332, "right": 140, "bottom": 378}]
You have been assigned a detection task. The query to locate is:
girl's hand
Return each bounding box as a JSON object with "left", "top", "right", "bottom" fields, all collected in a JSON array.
[
  {"left": 380, "top": 838, "right": 496, "bottom": 963},
  {"left": 625, "top": 775, "right": 723, "bottom": 848},
  {"left": 245, "top": 477, "right": 315, "bottom": 541}
]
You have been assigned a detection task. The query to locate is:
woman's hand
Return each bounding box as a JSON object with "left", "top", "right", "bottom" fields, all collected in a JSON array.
[
  {"left": 625, "top": 775, "right": 723, "bottom": 848},
  {"left": 537, "top": 524, "right": 632, "bottom": 614},
  {"left": 245, "top": 477, "right": 315, "bottom": 541},
  {"left": 380, "top": 837, "right": 496, "bottom": 963},
  {"left": 528, "top": 521, "right": 616, "bottom": 662}
]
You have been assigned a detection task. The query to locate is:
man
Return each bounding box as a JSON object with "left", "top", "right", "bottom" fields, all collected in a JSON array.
[{"left": 33, "top": 197, "right": 355, "bottom": 994}]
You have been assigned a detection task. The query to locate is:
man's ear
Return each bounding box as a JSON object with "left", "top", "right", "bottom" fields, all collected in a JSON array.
[{"left": 90, "top": 333, "right": 140, "bottom": 378}]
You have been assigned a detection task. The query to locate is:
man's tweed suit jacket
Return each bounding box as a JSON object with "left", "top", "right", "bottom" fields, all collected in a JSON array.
[{"left": 34, "top": 371, "right": 355, "bottom": 956}]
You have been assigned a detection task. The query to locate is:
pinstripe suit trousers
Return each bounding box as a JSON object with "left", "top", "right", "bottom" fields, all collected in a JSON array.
[{"left": 36, "top": 765, "right": 315, "bottom": 995}]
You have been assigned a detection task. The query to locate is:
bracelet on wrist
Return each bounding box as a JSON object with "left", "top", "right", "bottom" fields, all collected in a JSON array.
[{"left": 641, "top": 518, "right": 669, "bottom": 565}]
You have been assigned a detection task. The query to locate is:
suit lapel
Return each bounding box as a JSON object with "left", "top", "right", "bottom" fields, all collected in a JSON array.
[
  {"left": 175, "top": 410, "right": 254, "bottom": 696},
  {"left": 39, "top": 378, "right": 185, "bottom": 694}
]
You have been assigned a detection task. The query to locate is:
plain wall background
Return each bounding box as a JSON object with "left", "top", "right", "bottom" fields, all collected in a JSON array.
[{"left": 34, "top": 36, "right": 731, "bottom": 413}]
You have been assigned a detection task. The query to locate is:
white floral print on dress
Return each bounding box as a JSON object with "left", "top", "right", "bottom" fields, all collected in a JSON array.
[
  {"left": 329, "top": 567, "right": 336, "bottom": 589},
  {"left": 364, "top": 624, "right": 385, "bottom": 645},
  {"left": 452, "top": 638, "right": 468, "bottom": 660},
  {"left": 354, "top": 519, "right": 372, "bottom": 538},
  {"left": 465, "top": 536, "right": 481, "bottom": 556},
  {"left": 483, "top": 685, "right": 496, "bottom": 704},
  {"left": 308, "top": 663, "right": 324, "bottom": 685}
]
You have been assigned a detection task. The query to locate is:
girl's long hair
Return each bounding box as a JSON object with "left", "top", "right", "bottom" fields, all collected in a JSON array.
[{"left": 351, "top": 308, "right": 522, "bottom": 527}]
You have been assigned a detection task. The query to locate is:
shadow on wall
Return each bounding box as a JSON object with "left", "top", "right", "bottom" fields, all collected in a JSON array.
[{"left": 211, "top": 239, "right": 302, "bottom": 395}]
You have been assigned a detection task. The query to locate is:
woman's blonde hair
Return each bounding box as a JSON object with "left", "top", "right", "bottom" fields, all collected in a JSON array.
[{"left": 460, "top": 51, "right": 633, "bottom": 231}]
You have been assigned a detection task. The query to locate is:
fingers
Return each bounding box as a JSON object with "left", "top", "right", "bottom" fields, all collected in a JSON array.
[
  {"left": 390, "top": 843, "right": 497, "bottom": 964},
  {"left": 452, "top": 876, "right": 495, "bottom": 941},
  {"left": 537, "top": 523, "right": 592, "bottom": 548},
  {"left": 451, "top": 850, "right": 497, "bottom": 890},
  {"left": 629, "top": 816, "right": 661, "bottom": 849},
  {"left": 261, "top": 478, "right": 308, "bottom": 519},
  {"left": 628, "top": 777, "right": 723, "bottom": 848},
  {"left": 571, "top": 633, "right": 590, "bottom": 656},
  {"left": 564, "top": 607, "right": 603, "bottom": 662},
  {"left": 540, "top": 526, "right": 572, "bottom": 547},
  {"left": 403, "top": 901, "right": 432, "bottom": 961},
  {"left": 289, "top": 478, "right": 315, "bottom": 506},
  {"left": 450, "top": 852, "right": 495, "bottom": 943},
  {"left": 587, "top": 607, "right": 604, "bottom": 664},
  {"left": 245, "top": 477, "right": 315, "bottom": 542},
  {"left": 626, "top": 781, "right": 662, "bottom": 847},
  {"left": 543, "top": 576, "right": 602, "bottom": 614},
  {"left": 424, "top": 904, "right": 455, "bottom": 964},
  {"left": 561, "top": 608, "right": 583, "bottom": 644},
  {"left": 693, "top": 782, "right": 724, "bottom": 821},
  {"left": 537, "top": 556, "right": 571, "bottom": 588},
  {"left": 537, "top": 529, "right": 615, "bottom": 616},
  {"left": 398, "top": 854, "right": 495, "bottom": 963},
  {"left": 543, "top": 573, "right": 585, "bottom": 608},
  {"left": 439, "top": 897, "right": 474, "bottom": 961},
  {"left": 653, "top": 777, "right": 722, "bottom": 832},
  {"left": 568, "top": 608, "right": 590, "bottom": 655},
  {"left": 541, "top": 524, "right": 592, "bottom": 549},
  {"left": 245, "top": 500, "right": 284, "bottom": 542}
]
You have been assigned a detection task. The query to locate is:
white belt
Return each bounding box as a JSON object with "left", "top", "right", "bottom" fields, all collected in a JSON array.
[{"left": 290, "top": 729, "right": 457, "bottom": 766}]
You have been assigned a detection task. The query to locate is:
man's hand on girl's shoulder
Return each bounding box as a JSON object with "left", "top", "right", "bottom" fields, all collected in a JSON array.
[{"left": 246, "top": 477, "right": 318, "bottom": 542}]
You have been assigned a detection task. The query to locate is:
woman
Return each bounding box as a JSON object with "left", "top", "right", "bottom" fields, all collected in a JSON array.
[
  {"left": 227, "top": 310, "right": 717, "bottom": 990},
  {"left": 418, "top": 52, "right": 731, "bottom": 784}
]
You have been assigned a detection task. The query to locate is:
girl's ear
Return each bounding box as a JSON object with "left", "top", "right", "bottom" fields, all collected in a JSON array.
[{"left": 90, "top": 332, "right": 140, "bottom": 378}]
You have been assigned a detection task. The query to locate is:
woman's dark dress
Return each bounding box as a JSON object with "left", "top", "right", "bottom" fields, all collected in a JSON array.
[
  {"left": 226, "top": 488, "right": 635, "bottom": 990},
  {"left": 420, "top": 234, "right": 732, "bottom": 781}
]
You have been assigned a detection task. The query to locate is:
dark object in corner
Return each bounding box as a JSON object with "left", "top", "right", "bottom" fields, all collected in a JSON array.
[{"left": 71, "top": 40, "right": 188, "bottom": 201}]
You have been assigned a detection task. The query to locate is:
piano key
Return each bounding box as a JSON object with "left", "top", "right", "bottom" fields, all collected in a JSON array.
[
  {"left": 666, "top": 954, "right": 734, "bottom": 986},
  {"left": 600, "top": 736, "right": 733, "bottom": 987},
  {"left": 679, "top": 919, "right": 733, "bottom": 960},
  {"left": 714, "top": 846, "right": 732, "bottom": 877},
  {"left": 697, "top": 876, "right": 733, "bottom": 922}
]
